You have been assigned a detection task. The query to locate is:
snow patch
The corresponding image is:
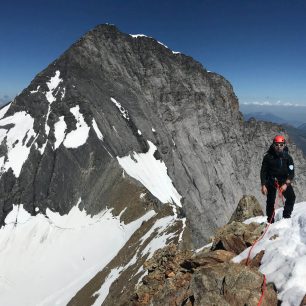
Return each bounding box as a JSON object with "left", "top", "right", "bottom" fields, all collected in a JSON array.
[
  {"left": 130, "top": 34, "right": 149, "bottom": 38},
  {"left": 112, "top": 125, "right": 119, "bottom": 136},
  {"left": 30, "top": 85, "right": 40, "bottom": 94},
  {"left": 61, "top": 87, "right": 66, "bottom": 100},
  {"left": 63, "top": 106, "right": 90, "bottom": 149},
  {"left": 54, "top": 116, "right": 67, "bottom": 149},
  {"left": 157, "top": 40, "right": 168, "bottom": 49},
  {"left": 140, "top": 215, "right": 177, "bottom": 259},
  {"left": 103, "top": 145, "right": 114, "bottom": 158},
  {"left": 92, "top": 119, "right": 104, "bottom": 140},
  {"left": 110, "top": 97, "right": 130, "bottom": 120},
  {"left": 5, "top": 204, "right": 32, "bottom": 225},
  {"left": 140, "top": 193, "right": 146, "bottom": 199},
  {"left": 39, "top": 71, "right": 64, "bottom": 154},
  {"left": 195, "top": 242, "right": 213, "bottom": 253},
  {"left": 130, "top": 34, "right": 178, "bottom": 54},
  {"left": 117, "top": 141, "right": 182, "bottom": 207},
  {"left": 0, "top": 111, "right": 36, "bottom": 177},
  {"left": 45, "top": 70, "right": 63, "bottom": 103},
  {"left": 178, "top": 218, "right": 187, "bottom": 243},
  {"left": 0, "top": 102, "right": 11, "bottom": 119},
  {"left": 243, "top": 215, "right": 268, "bottom": 225}
]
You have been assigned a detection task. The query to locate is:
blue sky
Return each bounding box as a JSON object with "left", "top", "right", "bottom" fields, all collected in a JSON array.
[{"left": 1, "top": 0, "right": 306, "bottom": 105}]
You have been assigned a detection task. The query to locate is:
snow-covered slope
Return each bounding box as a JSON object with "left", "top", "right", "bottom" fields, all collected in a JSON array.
[
  {"left": 0, "top": 200, "right": 184, "bottom": 305},
  {"left": 0, "top": 204, "right": 153, "bottom": 305},
  {"left": 234, "top": 202, "right": 306, "bottom": 306}
]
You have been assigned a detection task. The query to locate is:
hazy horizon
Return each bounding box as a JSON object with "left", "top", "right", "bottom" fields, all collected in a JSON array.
[{"left": 240, "top": 103, "right": 306, "bottom": 127}]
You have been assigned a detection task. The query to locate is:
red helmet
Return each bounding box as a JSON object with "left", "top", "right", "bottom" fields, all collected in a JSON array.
[{"left": 273, "top": 135, "right": 286, "bottom": 143}]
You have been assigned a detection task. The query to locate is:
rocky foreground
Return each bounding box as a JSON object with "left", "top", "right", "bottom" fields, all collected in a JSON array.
[{"left": 126, "top": 196, "right": 306, "bottom": 306}]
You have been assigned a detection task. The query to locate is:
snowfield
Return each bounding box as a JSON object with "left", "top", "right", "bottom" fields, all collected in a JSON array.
[
  {"left": 117, "top": 141, "right": 182, "bottom": 207},
  {"left": 0, "top": 203, "right": 155, "bottom": 306}
]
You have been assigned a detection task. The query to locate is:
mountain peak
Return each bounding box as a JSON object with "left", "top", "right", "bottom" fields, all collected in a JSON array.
[{"left": 1, "top": 24, "right": 306, "bottom": 305}]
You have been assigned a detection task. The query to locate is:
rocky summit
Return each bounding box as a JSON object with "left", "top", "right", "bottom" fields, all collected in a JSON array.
[{"left": 1, "top": 24, "right": 306, "bottom": 305}]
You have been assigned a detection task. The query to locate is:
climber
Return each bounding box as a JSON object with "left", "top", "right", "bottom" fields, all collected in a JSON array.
[{"left": 260, "top": 135, "right": 295, "bottom": 223}]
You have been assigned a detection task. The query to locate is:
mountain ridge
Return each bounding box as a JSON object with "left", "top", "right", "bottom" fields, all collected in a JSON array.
[
  {"left": 1, "top": 24, "right": 306, "bottom": 243},
  {"left": 1, "top": 24, "right": 306, "bottom": 304}
]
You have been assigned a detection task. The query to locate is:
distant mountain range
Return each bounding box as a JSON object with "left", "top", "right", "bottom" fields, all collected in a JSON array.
[
  {"left": 242, "top": 111, "right": 306, "bottom": 156},
  {"left": 243, "top": 111, "right": 289, "bottom": 125},
  {"left": 283, "top": 124, "right": 306, "bottom": 156},
  {"left": 240, "top": 104, "right": 306, "bottom": 127},
  {"left": 298, "top": 123, "right": 306, "bottom": 131}
]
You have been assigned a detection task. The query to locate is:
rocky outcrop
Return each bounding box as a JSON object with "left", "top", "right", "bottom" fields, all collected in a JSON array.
[
  {"left": 211, "top": 221, "right": 265, "bottom": 254},
  {"left": 130, "top": 243, "right": 277, "bottom": 306},
  {"left": 229, "top": 195, "right": 264, "bottom": 223},
  {"left": 192, "top": 261, "right": 277, "bottom": 306}
]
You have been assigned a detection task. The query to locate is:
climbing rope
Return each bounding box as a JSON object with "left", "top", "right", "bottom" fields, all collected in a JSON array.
[
  {"left": 245, "top": 180, "right": 285, "bottom": 306},
  {"left": 257, "top": 274, "right": 267, "bottom": 306}
]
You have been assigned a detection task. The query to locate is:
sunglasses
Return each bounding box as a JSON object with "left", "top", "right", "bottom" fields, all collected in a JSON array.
[{"left": 274, "top": 143, "right": 284, "bottom": 147}]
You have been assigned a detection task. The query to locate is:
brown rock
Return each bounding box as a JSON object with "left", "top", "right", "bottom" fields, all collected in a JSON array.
[
  {"left": 241, "top": 250, "right": 265, "bottom": 268},
  {"left": 229, "top": 195, "right": 264, "bottom": 223},
  {"left": 211, "top": 221, "right": 265, "bottom": 254},
  {"left": 133, "top": 244, "right": 194, "bottom": 305},
  {"left": 166, "top": 271, "right": 175, "bottom": 278},
  {"left": 138, "top": 293, "right": 151, "bottom": 304},
  {"left": 300, "top": 294, "right": 306, "bottom": 306},
  {"left": 191, "top": 249, "right": 236, "bottom": 267},
  {"left": 191, "top": 262, "right": 277, "bottom": 306}
]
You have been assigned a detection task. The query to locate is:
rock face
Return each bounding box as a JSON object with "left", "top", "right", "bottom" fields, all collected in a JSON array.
[{"left": 1, "top": 24, "right": 306, "bottom": 247}]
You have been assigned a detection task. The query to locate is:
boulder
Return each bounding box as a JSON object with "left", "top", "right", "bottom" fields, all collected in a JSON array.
[
  {"left": 191, "top": 262, "right": 278, "bottom": 306},
  {"left": 190, "top": 249, "right": 236, "bottom": 267},
  {"left": 211, "top": 221, "right": 265, "bottom": 254},
  {"left": 229, "top": 195, "right": 264, "bottom": 223}
]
